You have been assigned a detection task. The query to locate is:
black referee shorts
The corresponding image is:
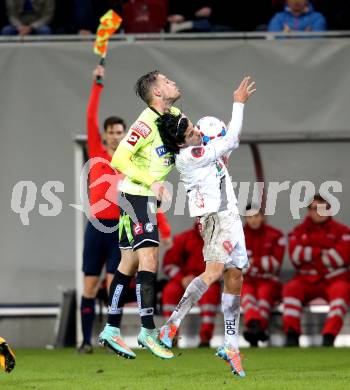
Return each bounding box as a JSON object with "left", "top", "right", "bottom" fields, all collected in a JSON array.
[{"left": 82, "top": 219, "right": 121, "bottom": 275}]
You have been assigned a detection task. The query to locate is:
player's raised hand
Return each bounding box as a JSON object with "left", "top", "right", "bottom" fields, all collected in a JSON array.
[{"left": 233, "top": 76, "right": 256, "bottom": 103}]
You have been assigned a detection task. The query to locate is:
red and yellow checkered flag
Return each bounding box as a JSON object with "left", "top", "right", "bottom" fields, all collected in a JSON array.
[{"left": 94, "top": 10, "right": 122, "bottom": 59}]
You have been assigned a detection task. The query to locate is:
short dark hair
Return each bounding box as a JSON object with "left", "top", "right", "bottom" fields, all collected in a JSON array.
[
  {"left": 312, "top": 194, "right": 327, "bottom": 203},
  {"left": 134, "top": 70, "right": 160, "bottom": 104},
  {"left": 308, "top": 194, "right": 330, "bottom": 208},
  {"left": 103, "top": 116, "right": 126, "bottom": 132},
  {"left": 246, "top": 203, "right": 262, "bottom": 213},
  {"left": 156, "top": 113, "right": 188, "bottom": 154}
]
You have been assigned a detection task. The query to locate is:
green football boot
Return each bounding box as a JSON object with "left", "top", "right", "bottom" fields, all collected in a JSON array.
[
  {"left": 137, "top": 327, "right": 174, "bottom": 359},
  {"left": 99, "top": 324, "right": 136, "bottom": 359}
]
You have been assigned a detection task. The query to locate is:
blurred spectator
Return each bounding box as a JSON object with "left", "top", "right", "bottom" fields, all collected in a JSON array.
[
  {"left": 167, "top": 0, "right": 212, "bottom": 33},
  {"left": 162, "top": 223, "right": 220, "bottom": 347},
  {"left": 122, "top": 0, "right": 168, "bottom": 33},
  {"left": 312, "top": 0, "right": 350, "bottom": 31},
  {"left": 241, "top": 204, "right": 286, "bottom": 347},
  {"left": 210, "top": 0, "right": 274, "bottom": 32},
  {"left": 50, "top": 0, "right": 74, "bottom": 34},
  {"left": 268, "top": 0, "right": 327, "bottom": 32},
  {"left": 283, "top": 194, "right": 350, "bottom": 347},
  {"left": 168, "top": 0, "right": 273, "bottom": 33},
  {"left": 0, "top": 0, "right": 7, "bottom": 31},
  {"left": 2, "top": 0, "right": 55, "bottom": 35},
  {"left": 73, "top": 0, "right": 122, "bottom": 35}
]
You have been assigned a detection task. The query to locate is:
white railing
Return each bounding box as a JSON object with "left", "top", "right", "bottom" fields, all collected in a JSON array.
[{"left": 0, "top": 30, "right": 350, "bottom": 44}]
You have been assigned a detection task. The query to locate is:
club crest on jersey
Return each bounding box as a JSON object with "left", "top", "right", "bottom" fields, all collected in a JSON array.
[
  {"left": 191, "top": 147, "right": 205, "bottom": 158},
  {"left": 144, "top": 223, "right": 154, "bottom": 233},
  {"left": 131, "top": 121, "right": 152, "bottom": 138},
  {"left": 156, "top": 145, "right": 168, "bottom": 157}
]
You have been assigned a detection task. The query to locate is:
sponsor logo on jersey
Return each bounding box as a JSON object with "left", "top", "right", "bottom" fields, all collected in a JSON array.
[
  {"left": 133, "top": 223, "right": 144, "bottom": 236},
  {"left": 131, "top": 121, "right": 152, "bottom": 138},
  {"left": 156, "top": 145, "right": 168, "bottom": 157},
  {"left": 127, "top": 131, "right": 141, "bottom": 146},
  {"left": 144, "top": 222, "right": 154, "bottom": 233},
  {"left": 191, "top": 147, "right": 205, "bottom": 158}
]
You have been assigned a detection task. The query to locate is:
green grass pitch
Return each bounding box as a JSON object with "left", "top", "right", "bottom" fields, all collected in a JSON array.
[{"left": 1, "top": 347, "right": 350, "bottom": 389}]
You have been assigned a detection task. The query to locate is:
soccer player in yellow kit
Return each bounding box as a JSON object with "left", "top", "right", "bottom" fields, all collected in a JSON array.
[
  {"left": 0, "top": 337, "right": 15, "bottom": 373},
  {"left": 99, "top": 71, "right": 181, "bottom": 359}
]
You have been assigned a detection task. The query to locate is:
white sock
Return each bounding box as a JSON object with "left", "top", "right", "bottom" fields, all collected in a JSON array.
[
  {"left": 222, "top": 293, "right": 241, "bottom": 352},
  {"left": 168, "top": 276, "right": 208, "bottom": 327}
]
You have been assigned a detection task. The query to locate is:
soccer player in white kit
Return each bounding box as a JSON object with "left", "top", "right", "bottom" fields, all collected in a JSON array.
[{"left": 156, "top": 77, "right": 256, "bottom": 377}]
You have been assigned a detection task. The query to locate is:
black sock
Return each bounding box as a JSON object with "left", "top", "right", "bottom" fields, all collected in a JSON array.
[
  {"left": 81, "top": 297, "right": 95, "bottom": 345},
  {"left": 107, "top": 270, "right": 132, "bottom": 328},
  {"left": 136, "top": 271, "right": 156, "bottom": 329}
]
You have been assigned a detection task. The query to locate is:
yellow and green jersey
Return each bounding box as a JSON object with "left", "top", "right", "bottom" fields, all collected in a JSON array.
[{"left": 112, "top": 106, "right": 181, "bottom": 196}]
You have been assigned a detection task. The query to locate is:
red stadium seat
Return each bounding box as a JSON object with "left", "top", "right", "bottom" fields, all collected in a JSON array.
[{"left": 122, "top": 0, "right": 168, "bottom": 33}]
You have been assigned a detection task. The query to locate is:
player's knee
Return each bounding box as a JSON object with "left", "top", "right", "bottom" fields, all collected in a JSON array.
[
  {"left": 202, "top": 270, "right": 222, "bottom": 286},
  {"left": 138, "top": 248, "right": 158, "bottom": 273},
  {"left": 139, "top": 259, "right": 158, "bottom": 273},
  {"left": 119, "top": 261, "right": 138, "bottom": 276},
  {"left": 83, "top": 277, "right": 100, "bottom": 298}
]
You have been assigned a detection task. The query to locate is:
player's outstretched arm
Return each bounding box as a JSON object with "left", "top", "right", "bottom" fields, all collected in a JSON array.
[
  {"left": 208, "top": 76, "right": 256, "bottom": 159},
  {"left": 87, "top": 65, "right": 106, "bottom": 157},
  {"left": 225, "top": 76, "right": 256, "bottom": 143}
]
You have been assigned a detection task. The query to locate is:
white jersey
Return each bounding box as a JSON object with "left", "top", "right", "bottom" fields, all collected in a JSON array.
[{"left": 175, "top": 103, "right": 244, "bottom": 217}]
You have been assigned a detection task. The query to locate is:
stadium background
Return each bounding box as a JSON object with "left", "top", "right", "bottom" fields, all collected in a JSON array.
[{"left": 1, "top": 37, "right": 349, "bottom": 307}]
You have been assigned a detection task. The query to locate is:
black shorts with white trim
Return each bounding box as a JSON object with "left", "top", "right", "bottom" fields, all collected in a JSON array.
[{"left": 118, "top": 192, "right": 159, "bottom": 250}]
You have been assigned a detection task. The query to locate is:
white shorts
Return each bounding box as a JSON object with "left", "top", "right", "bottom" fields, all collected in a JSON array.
[{"left": 198, "top": 209, "right": 248, "bottom": 270}]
